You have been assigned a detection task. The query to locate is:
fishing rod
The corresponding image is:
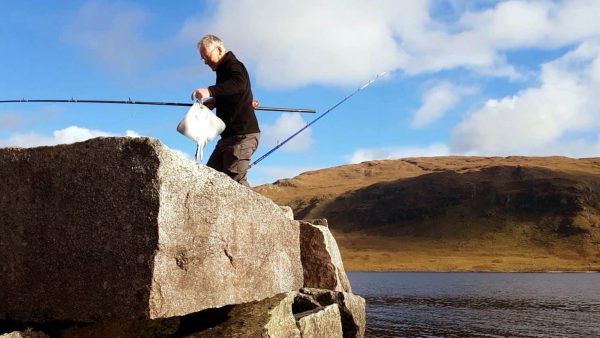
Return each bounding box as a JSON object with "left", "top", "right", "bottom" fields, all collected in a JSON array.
[
  {"left": 249, "top": 72, "right": 386, "bottom": 169},
  {"left": 0, "top": 98, "right": 316, "bottom": 114}
]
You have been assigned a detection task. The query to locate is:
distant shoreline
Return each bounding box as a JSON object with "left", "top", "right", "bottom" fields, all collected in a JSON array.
[{"left": 336, "top": 232, "right": 600, "bottom": 274}]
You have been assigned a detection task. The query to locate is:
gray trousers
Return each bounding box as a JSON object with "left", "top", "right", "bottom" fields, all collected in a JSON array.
[{"left": 206, "top": 133, "right": 260, "bottom": 187}]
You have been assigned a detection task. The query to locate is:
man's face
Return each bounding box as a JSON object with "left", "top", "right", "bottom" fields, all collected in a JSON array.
[{"left": 199, "top": 43, "right": 222, "bottom": 71}]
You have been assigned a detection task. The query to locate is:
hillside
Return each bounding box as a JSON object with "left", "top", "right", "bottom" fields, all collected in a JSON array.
[{"left": 254, "top": 157, "right": 600, "bottom": 271}]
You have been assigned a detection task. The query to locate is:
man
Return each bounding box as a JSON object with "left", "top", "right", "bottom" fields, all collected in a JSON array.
[{"left": 192, "top": 34, "right": 260, "bottom": 187}]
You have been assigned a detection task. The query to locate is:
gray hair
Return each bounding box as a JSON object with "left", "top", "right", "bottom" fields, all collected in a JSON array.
[{"left": 197, "top": 34, "right": 223, "bottom": 50}]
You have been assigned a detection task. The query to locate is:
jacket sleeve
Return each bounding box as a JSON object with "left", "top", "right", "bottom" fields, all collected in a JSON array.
[{"left": 208, "top": 63, "right": 247, "bottom": 98}]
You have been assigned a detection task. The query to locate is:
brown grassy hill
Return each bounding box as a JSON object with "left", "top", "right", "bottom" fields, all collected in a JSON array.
[{"left": 254, "top": 157, "right": 600, "bottom": 272}]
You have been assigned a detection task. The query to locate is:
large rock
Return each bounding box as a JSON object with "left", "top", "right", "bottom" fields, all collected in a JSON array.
[
  {"left": 299, "top": 221, "right": 351, "bottom": 292},
  {"left": 279, "top": 205, "right": 295, "bottom": 220},
  {"left": 0, "top": 137, "right": 303, "bottom": 322},
  {"left": 299, "top": 289, "right": 366, "bottom": 338},
  {"left": 0, "top": 330, "right": 48, "bottom": 338},
  {"left": 184, "top": 292, "right": 300, "bottom": 338},
  {"left": 295, "top": 305, "right": 343, "bottom": 338}
]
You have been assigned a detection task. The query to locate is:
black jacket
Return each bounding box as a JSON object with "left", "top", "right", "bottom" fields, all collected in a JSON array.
[{"left": 208, "top": 52, "right": 260, "bottom": 138}]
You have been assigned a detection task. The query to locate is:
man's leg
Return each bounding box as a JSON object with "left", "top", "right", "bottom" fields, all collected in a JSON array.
[{"left": 222, "top": 133, "right": 260, "bottom": 187}]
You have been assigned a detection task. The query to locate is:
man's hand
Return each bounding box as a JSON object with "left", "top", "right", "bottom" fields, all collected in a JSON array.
[
  {"left": 252, "top": 99, "right": 259, "bottom": 108},
  {"left": 203, "top": 97, "right": 216, "bottom": 109},
  {"left": 191, "top": 88, "right": 211, "bottom": 100}
]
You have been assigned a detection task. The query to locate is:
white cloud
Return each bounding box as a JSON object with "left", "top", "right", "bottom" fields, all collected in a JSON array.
[
  {"left": 528, "top": 136, "right": 600, "bottom": 157},
  {"left": 458, "top": 0, "right": 600, "bottom": 49},
  {"left": 347, "top": 143, "right": 451, "bottom": 163},
  {"left": 177, "top": 0, "right": 600, "bottom": 88},
  {"left": 0, "top": 112, "right": 22, "bottom": 130},
  {"left": 63, "top": 1, "right": 166, "bottom": 74},
  {"left": 179, "top": 0, "right": 420, "bottom": 88},
  {"left": 125, "top": 130, "right": 142, "bottom": 137},
  {"left": 63, "top": 1, "right": 600, "bottom": 89},
  {"left": 451, "top": 40, "right": 600, "bottom": 156},
  {"left": 411, "top": 82, "right": 477, "bottom": 128},
  {"left": 261, "top": 113, "right": 313, "bottom": 152},
  {"left": 0, "top": 126, "right": 143, "bottom": 148}
]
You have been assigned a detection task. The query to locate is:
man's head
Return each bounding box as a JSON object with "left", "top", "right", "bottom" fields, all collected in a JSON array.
[{"left": 198, "top": 34, "right": 226, "bottom": 71}]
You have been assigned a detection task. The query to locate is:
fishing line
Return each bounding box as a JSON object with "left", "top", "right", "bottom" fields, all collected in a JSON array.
[{"left": 249, "top": 72, "right": 386, "bottom": 169}]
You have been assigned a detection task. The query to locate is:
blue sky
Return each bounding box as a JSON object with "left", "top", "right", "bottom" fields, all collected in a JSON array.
[{"left": 2, "top": 1, "right": 600, "bottom": 185}]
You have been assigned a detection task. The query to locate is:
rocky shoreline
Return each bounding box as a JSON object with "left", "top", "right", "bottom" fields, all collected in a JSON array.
[{"left": 0, "top": 137, "right": 365, "bottom": 337}]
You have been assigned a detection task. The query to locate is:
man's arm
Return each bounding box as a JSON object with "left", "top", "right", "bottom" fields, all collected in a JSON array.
[
  {"left": 202, "top": 97, "right": 216, "bottom": 109},
  {"left": 208, "top": 63, "right": 247, "bottom": 97},
  {"left": 191, "top": 64, "right": 247, "bottom": 100}
]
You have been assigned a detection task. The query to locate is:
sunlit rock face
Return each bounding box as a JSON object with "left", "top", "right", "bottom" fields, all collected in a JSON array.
[{"left": 0, "top": 137, "right": 303, "bottom": 322}]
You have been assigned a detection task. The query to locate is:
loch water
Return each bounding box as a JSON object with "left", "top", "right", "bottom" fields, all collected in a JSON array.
[{"left": 347, "top": 272, "right": 600, "bottom": 337}]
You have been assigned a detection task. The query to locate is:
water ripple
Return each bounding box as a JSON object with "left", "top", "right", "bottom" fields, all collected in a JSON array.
[
  {"left": 366, "top": 295, "right": 600, "bottom": 313},
  {"left": 348, "top": 272, "right": 600, "bottom": 338}
]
